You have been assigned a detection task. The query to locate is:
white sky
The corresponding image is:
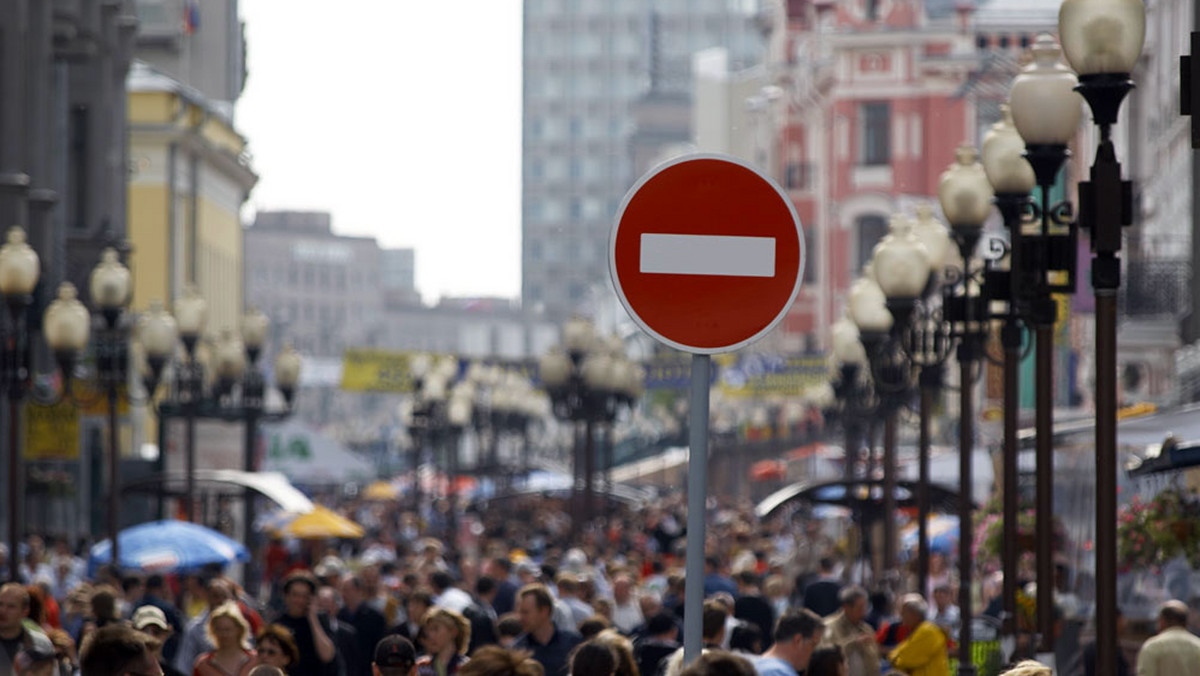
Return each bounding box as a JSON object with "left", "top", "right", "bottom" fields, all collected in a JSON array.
[{"left": 236, "top": 1, "right": 523, "bottom": 303}]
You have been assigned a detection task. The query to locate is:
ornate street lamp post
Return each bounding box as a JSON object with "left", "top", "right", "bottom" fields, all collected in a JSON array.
[
  {"left": 1009, "top": 34, "right": 1083, "bottom": 657},
  {"left": 86, "top": 249, "right": 133, "bottom": 569},
  {"left": 141, "top": 290, "right": 299, "bottom": 562},
  {"left": 1059, "top": 3, "right": 1145, "bottom": 673},
  {"left": 540, "top": 318, "right": 640, "bottom": 532},
  {"left": 980, "top": 104, "right": 1036, "bottom": 640},
  {"left": 830, "top": 317, "right": 868, "bottom": 483},
  {"left": 872, "top": 215, "right": 934, "bottom": 590},
  {"left": 0, "top": 227, "right": 40, "bottom": 581},
  {"left": 936, "top": 145, "right": 995, "bottom": 676},
  {"left": 846, "top": 267, "right": 902, "bottom": 579}
]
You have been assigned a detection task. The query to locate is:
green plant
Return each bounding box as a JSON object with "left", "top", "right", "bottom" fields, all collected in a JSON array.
[{"left": 1118, "top": 488, "right": 1200, "bottom": 570}]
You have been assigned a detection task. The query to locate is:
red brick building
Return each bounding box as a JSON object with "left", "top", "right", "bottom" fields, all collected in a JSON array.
[{"left": 773, "top": 0, "right": 979, "bottom": 350}]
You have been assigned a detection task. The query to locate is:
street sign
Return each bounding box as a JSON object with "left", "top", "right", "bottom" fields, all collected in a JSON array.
[{"left": 609, "top": 153, "right": 805, "bottom": 354}]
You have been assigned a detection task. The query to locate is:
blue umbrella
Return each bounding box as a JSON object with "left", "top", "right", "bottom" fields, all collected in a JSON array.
[
  {"left": 901, "top": 514, "right": 959, "bottom": 555},
  {"left": 89, "top": 520, "right": 249, "bottom": 575}
]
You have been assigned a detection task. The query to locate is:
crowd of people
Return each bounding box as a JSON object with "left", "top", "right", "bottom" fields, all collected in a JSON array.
[{"left": 2, "top": 495, "right": 1200, "bottom": 676}]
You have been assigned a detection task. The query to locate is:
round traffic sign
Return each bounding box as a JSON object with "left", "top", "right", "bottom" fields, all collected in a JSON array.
[{"left": 609, "top": 153, "right": 805, "bottom": 354}]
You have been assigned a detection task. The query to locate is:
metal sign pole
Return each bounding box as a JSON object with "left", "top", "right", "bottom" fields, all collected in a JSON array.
[{"left": 683, "top": 353, "right": 711, "bottom": 664}]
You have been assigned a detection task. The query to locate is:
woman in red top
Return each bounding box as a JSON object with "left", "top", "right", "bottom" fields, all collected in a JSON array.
[{"left": 193, "top": 602, "right": 257, "bottom": 676}]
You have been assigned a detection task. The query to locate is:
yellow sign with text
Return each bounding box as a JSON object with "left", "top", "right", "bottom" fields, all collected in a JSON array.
[
  {"left": 341, "top": 349, "right": 415, "bottom": 393},
  {"left": 25, "top": 401, "right": 80, "bottom": 460}
]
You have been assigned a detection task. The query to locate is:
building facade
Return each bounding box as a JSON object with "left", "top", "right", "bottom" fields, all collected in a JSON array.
[
  {"left": 521, "top": 0, "right": 765, "bottom": 319},
  {"left": 773, "top": 0, "right": 978, "bottom": 352},
  {"left": 0, "top": 0, "right": 141, "bottom": 544},
  {"left": 126, "top": 62, "right": 257, "bottom": 334},
  {"left": 244, "top": 211, "right": 386, "bottom": 358}
]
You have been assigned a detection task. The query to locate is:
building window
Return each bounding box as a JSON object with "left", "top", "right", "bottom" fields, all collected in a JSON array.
[
  {"left": 859, "top": 102, "right": 890, "bottom": 167},
  {"left": 569, "top": 116, "right": 582, "bottom": 137},
  {"left": 785, "top": 162, "right": 810, "bottom": 190},
  {"left": 999, "top": 35, "right": 1010, "bottom": 49},
  {"left": 856, "top": 214, "right": 889, "bottom": 272},
  {"left": 865, "top": 0, "right": 879, "bottom": 20}
]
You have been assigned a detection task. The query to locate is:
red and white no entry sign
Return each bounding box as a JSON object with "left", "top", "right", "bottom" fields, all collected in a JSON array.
[{"left": 609, "top": 153, "right": 805, "bottom": 354}]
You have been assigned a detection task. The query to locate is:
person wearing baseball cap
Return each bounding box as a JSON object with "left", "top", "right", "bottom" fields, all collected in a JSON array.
[
  {"left": 373, "top": 635, "right": 417, "bottom": 676},
  {"left": 134, "top": 605, "right": 188, "bottom": 676}
]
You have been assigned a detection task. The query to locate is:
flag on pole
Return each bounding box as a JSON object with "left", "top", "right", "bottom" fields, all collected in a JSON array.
[{"left": 183, "top": 1, "right": 200, "bottom": 35}]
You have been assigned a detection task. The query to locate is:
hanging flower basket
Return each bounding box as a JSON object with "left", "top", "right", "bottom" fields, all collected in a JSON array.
[
  {"left": 973, "top": 494, "right": 1066, "bottom": 574},
  {"left": 1118, "top": 488, "right": 1200, "bottom": 570}
]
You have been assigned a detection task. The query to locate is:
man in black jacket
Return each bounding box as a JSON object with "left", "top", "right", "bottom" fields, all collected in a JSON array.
[
  {"left": 802, "top": 558, "right": 843, "bottom": 618},
  {"left": 339, "top": 575, "right": 387, "bottom": 676},
  {"left": 633, "top": 612, "right": 680, "bottom": 676},
  {"left": 274, "top": 571, "right": 339, "bottom": 676},
  {"left": 733, "top": 571, "right": 776, "bottom": 649},
  {"left": 319, "top": 586, "right": 358, "bottom": 676}
]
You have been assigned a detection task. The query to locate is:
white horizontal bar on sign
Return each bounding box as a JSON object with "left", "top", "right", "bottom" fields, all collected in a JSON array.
[{"left": 639, "top": 234, "right": 776, "bottom": 278}]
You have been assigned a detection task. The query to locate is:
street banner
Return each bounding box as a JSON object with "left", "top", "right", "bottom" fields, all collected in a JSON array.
[
  {"left": 715, "top": 353, "right": 826, "bottom": 397},
  {"left": 25, "top": 401, "right": 80, "bottom": 460},
  {"left": 340, "top": 349, "right": 415, "bottom": 392}
]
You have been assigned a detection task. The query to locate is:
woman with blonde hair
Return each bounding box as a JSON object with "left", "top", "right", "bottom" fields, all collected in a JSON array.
[
  {"left": 998, "top": 661, "right": 1051, "bottom": 676},
  {"left": 418, "top": 607, "right": 472, "bottom": 676},
  {"left": 193, "top": 601, "right": 256, "bottom": 676}
]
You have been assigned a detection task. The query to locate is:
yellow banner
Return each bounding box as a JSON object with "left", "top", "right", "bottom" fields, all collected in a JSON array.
[
  {"left": 79, "top": 383, "right": 132, "bottom": 417},
  {"left": 341, "top": 349, "right": 416, "bottom": 393},
  {"left": 25, "top": 401, "right": 80, "bottom": 460}
]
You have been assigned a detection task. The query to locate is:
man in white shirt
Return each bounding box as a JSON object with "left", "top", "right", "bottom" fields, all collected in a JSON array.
[
  {"left": 1136, "top": 599, "right": 1200, "bottom": 676},
  {"left": 611, "top": 574, "right": 643, "bottom": 634},
  {"left": 429, "top": 571, "right": 474, "bottom": 614}
]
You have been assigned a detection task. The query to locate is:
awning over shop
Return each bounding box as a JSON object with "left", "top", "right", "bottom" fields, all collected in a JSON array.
[
  {"left": 121, "top": 469, "right": 315, "bottom": 513},
  {"left": 755, "top": 478, "right": 967, "bottom": 520}
]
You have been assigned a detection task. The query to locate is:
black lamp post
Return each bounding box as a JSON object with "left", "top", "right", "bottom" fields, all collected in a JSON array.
[
  {"left": 540, "top": 318, "right": 641, "bottom": 532},
  {"left": 980, "top": 104, "right": 1036, "bottom": 641},
  {"left": 86, "top": 249, "right": 134, "bottom": 573},
  {"left": 1059, "top": 3, "right": 1145, "bottom": 673},
  {"left": 936, "top": 145, "right": 997, "bottom": 676},
  {"left": 830, "top": 317, "right": 869, "bottom": 483},
  {"left": 0, "top": 227, "right": 41, "bottom": 581},
  {"left": 140, "top": 296, "right": 299, "bottom": 587},
  {"left": 1009, "top": 33, "right": 1084, "bottom": 658},
  {"left": 846, "top": 265, "right": 906, "bottom": 581}
]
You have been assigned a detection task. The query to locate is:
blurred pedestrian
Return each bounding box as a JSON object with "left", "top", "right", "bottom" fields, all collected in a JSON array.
[
  {"left": 1135, "top": 599, "right": 1200, "bottom": 676},
  {"left": 373, "top": 635, "right": 417, "bottom": 676},
  {"left": 750, "top": 608, "right": 824, "bottom": 676},
  {"left": 820, "top": 587, "right": 877, "bottom": 676},
  {"left": 513, "top": 585, "right": 581, "bottom": 676},
  {"left": 192, "top": 601, "right": 256, "bottom": 676},
  {"left": 78, "top": 624, "right": 157, "bottom": 676},
  {"left": 886, "top": 595, "right": 947, "bottom": 676},
  {"left": 417, "top": 608, "right": 470, "bottom": 676},
  {"left": 253, "top": 624, "right": 299, "bottom": 674},
  {"left": 805, "top": 646, "right": 845, "bottom": 676},
  {"left": 570, "top": 641, "right": 616, "bottom": 676}
]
